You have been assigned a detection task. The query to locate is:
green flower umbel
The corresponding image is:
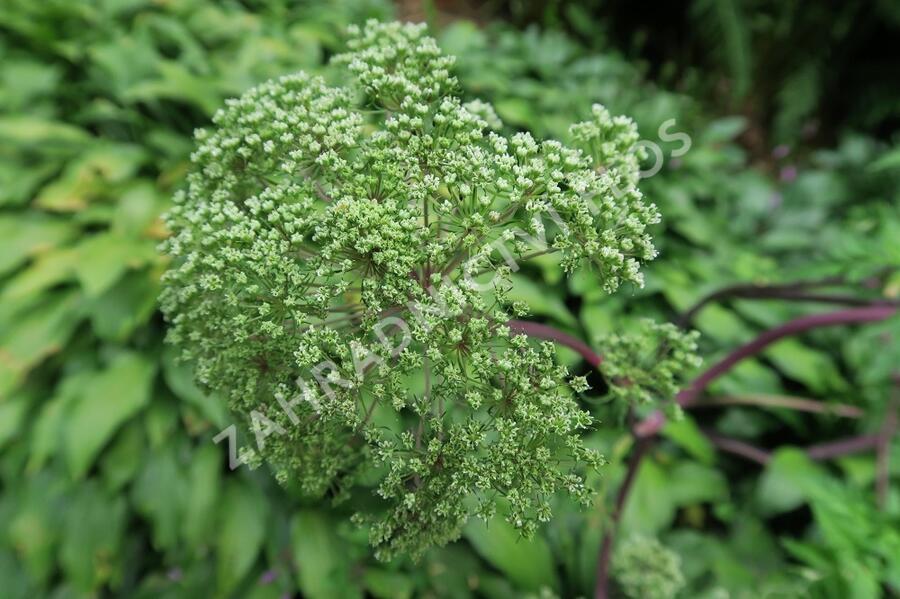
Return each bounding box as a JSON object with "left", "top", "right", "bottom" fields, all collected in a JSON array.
[{"left": 161, "top": 20, "right": 659, "bottom": 559}]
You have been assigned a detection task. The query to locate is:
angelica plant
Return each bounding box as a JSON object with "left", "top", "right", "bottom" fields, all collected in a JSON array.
[{"left": 160, "top": 20, "right": 662, "bottom": 559}]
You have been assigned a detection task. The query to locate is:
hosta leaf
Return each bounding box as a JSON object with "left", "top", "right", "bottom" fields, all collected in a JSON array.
[
  {"left": 132, "top": 443, "right": 187, "bottom": 551},
  {"left": 35, "top": 144, "right": 146, "bottom": 211},
  {"left": 290, "top": 510, "right": 361, "bottom": 599},
  {"left": 0, "top": 116, "right": 89, "bottom": 148},
  {"left": 0, "top": 290, "right": 84, "bottom": 397},
  {"left": 182, "top": 443, "right": 222, "bottom": 554},
  {"left": 0, "top": 391, "right": 29, "bottom": 450},
  {"left": 0, "top": 214, "right": 76, "bottom": 277},
  {"left": 0, "top": 247, "right": 79, "bottom": 303},
  {"left": 73, "top": 232, "right": 158, "bottom": 297},
  {"left": 8, "top": 471, "right": 68, "bottom": 585},
  {"left": 88, "top": 267, "right": 161, "bottom": 341},
  {"left": 99, "top": 420, "right": 145, "bottom": 492},
  {"left": 363, "top": 568, "right": 414, "bottom": 599},
  {"left": 64, "top": 352, "right": 156, "bottom": 478},
  {"left": 217, "top": 481, "right": 267, "bottom": 594},
  {"left": 59, "top": 482, "right": 127, "bottom": 591}
]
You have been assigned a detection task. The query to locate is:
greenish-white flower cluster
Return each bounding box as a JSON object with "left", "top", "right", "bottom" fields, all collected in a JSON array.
[
  {"left": 161, "top": 20, "right": 660, "bottom": 559},
  {"left": 613, "top": 535, "right": 686, "bottom": 599},
  {"left": 599, "top": 320, "right": 702, "bottom": 408}
]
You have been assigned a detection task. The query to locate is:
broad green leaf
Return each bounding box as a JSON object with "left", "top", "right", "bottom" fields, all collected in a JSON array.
[
  {"left": 667, "top": 462, "right": 729, "bottom": 505},
  {"left": 99, "top": 421, "right": 145, "bottom": 492},
  {"left": 619, "top": 458, "right": 676, "bottom": 535},
  {"left": 28, "top": 372, "right": 91, "bottom": 471},
  {"left": 0, "top": 547, "right": 34, "bottom": 599},
  {"left": 478, "top": 575, "right": 518, "bottom": 599},
  {"left": 493, "top": 98, "right": 535, "bottom": 127},
  {"left": 112, "top": 182, "right": 165, "bottom": 236},
  {"left": 0, "top": 214, "right": 75, "bottom": 276},
  {"left": 162, "top": 347, "right": 228, "bottom": 427},
  {"left": 144, "top": 399, "right": 180, "bottom": 448},
  {"left": 0, "top": 160, "right": 58, "bottom": 207},
  {"left": 463, "top": 516, "right": 559, "bottom": 592},
  {"left": 870, "top": 146, "right": 900, "bottom": 172},
  {"left": 422, "top": 545, "right": 489, "bottom": 598},
  {"left": 88, "top": 33, "right": 160, "bottom": 96},
  {"left": 0, "top": 291, "right": 83, "bottom": 397},
  {"left": 0, "top": 247, "right": 79, "bottom": 303},
  {"left": 0, "top": 392, "right": 29, "bottom": 449},
  {"left": 64, "top": 352, "right": 156, "bottom": 478},
  {"left": 765, "top": 338, "right": 846, "bottom": 394},
  {"left": 700, "top": 116, "right": 748, "bottom": 143},
  {"left": 0, "top": 58, "right": 60, "bottom": 111},
  {"left": 217, "top": 481, "right": 267, "bottom": 593},
  {"left": 362, "top": 568, "right": 414, "bottom": 599},
  {"left": 579, "top": 301, "right": 619, "bottom": 345},
  {"left": 693, "top": 303, "right": 752, "bottom": 345},
  {"left": 132, "top": 444, "right": 187, "bottom": 551},
  {"left": 8, "top": 471, "right": 68, "bottom": 584},
  {"left": 663, "top": 416, "right": 715, "bottom": 465},
  {"left": 0, "top": 116, "right": 89, "bottom": 148},
  {"left": 59, "top": 482, "right": 127, "bottom": 591},
  {"left": 35, "top": 144, "right": 146, "bottom": 211},
  {"left": 88, "top": 267, "right": 161, "bottom": 341},
  {"left": 73, "top": 232, "right": 158, "bottom": 297},
  {"left": 182, "top": 443, "right": 222, "bottom": 553},
  {"left": 290, "top": 510, "right": 361, "bottom": 599},
  {"left": 124, "top": 60, "right": 222, "bottom": 115}
]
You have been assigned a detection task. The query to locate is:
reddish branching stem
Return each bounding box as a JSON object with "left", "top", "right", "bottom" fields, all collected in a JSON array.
[
  {"left": 676, "top": 276, "right": 845, "bottom": 327},
  {"left": 806, "top": 434, "right": 881, "bottom": 460},
  {"left": 677, "top": 271, "right": 897, "bottom": 328},
  {"left": 703, "top": 430, "right": 772, "bottom": 464},
  {"left": 876, "top": 382, "right": 899, "bottom": 508},
  {"left": 594, "top": 437, "right": 651, "bottom": 599},
  {"left": 695, "top": 393, "right": 863, "bottom": 418},
  {"left": 637, "top": 305, "right": 898, "bottom": 438},
  {"left": 703, "top": 431, "right": 883, "bottom": 465},
  {"left": 507, "top": 319, "right": 603, "bottom": 368}
]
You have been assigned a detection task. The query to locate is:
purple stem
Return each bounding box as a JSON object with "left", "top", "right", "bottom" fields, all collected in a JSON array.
[
  {"left": 694, "top": 394, "right": 864, "bottom": 418},
  {"left": 806, "top": 434, "right": 881, "bottom": 460},
  {"left": 637, "top": 306, "right": 897, "bottom": 438},
  {"left": 703, "top": 430, "right": 772, "bottom": 464},
  {"left": 594, "top": 437, "right": 651, "bottom": 599},
  {"left": 876, "top": 384, "right": 899, "bottom": 508},
  {"left": 704, "top": 431, "right": 884, "bottom": 464},
  {"left": 676, "top": 276, "right": 846, "bottom": 327}
]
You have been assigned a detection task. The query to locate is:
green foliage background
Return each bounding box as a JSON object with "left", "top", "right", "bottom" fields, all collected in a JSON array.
[{"left": 1, "top": 1, "right": 899, "bottom": 597}]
